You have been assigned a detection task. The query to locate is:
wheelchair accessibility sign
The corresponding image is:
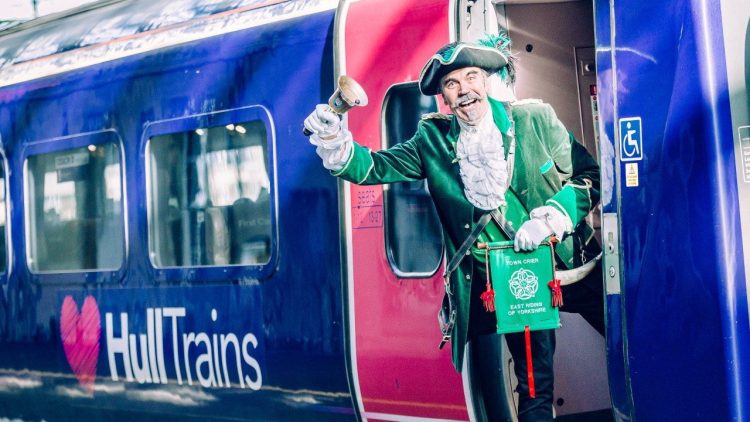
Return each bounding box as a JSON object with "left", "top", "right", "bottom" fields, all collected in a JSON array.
[{"left": 619, "top": 117, "right": 643, "bottom": 161}]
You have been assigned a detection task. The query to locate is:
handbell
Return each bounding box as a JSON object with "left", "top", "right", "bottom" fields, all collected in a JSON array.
[
  {"left": 303, "top": 75, "right": 368, "bottom": 136},
  {"left": 328, "top": 75, "right": 368, "bottom": 114}
]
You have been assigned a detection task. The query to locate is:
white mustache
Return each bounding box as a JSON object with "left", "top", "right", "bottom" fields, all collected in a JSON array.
[{"left": 453, "top": 93, "right": 481, "bottom": 107}]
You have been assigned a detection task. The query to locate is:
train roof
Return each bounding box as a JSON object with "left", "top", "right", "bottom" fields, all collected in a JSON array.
[{"left": 0, "top": 0, "right": 336, "bottom": 88}]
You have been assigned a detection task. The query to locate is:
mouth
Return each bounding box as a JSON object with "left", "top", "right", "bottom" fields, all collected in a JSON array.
[{"left": 458, "top": 98, "right": 479, "bottom": 109}]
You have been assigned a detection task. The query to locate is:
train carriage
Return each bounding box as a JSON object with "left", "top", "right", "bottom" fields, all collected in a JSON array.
[{"left": 0, "top": 0, "right": 747, "bottom": 421}]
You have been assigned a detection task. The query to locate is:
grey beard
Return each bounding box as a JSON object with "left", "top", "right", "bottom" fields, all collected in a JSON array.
[
  {"left": 453, "top": 93, "right": 482, "bottom": 124},
  {"left": 463, "top": 108, "right": 481, "bottom": 122}
]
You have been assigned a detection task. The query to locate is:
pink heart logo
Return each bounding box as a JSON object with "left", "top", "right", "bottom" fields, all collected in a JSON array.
[{"left": 60, "top": 295, "right": 101, "bottom": 392}]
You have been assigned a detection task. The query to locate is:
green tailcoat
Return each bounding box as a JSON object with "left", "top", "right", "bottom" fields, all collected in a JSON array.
[{"left": 334, "top": 97, "right": 600, "bottom": 371}]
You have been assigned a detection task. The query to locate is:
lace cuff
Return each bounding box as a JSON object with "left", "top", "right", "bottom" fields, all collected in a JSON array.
[
  {"left": 316, "top": 140, "right": 353, "bottom": 171},
  {"left": 310, "top": 127, "right": 353, "bottom": 171}
]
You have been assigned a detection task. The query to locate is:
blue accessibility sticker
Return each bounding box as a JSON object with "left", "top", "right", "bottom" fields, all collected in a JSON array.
[{"left": 619, "top": 117, "right": 643, "bottom": 162}]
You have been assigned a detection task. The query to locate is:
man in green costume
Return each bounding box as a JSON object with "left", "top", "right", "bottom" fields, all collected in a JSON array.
[{"left": 304, "top": 36, "right": 604, "bottom": 422}]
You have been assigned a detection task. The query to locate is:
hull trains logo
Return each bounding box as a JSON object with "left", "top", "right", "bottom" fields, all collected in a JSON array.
[
  {"left": 60, "top": 295, "right": 263, "bottom": 392},
  {"left": 60, "top": 296, "right": 101, "bottom": 392}
]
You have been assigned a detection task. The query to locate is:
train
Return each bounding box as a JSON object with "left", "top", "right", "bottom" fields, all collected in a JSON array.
[{"left": 0, "top": 0, "right": 747, "bottom": 420}]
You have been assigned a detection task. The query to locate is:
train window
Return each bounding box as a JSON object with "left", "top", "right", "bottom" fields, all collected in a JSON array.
[
  {"left": 382, "top": 83, "right": 444, "bottom": 277},
  {"left": 147, "top": 119, "right": 272, "bottom": 268},
  {"left": 25, "top": 143, "right": 124, "bottom": 272}
]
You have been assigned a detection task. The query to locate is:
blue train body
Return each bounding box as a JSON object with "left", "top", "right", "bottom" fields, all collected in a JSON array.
[
  {"left": 0, "top": 2, "right": 352, "bottom": 420},
  {"left": 597, "top": 0, "right": 750, "bottom": 420}
]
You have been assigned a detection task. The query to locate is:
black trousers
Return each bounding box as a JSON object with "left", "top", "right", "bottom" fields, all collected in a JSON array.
[{"left": 468, "top": 261, "right": 604, "bottom": 422}]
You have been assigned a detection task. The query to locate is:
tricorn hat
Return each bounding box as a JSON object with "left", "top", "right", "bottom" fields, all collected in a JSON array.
[{"left": 418, "top": 33, "right": 515, "bottom": 96}]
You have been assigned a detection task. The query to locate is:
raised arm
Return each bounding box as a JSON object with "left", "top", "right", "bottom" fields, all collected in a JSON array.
[{"left": 304, "top": 105, "right": 426, "bottom": 185}]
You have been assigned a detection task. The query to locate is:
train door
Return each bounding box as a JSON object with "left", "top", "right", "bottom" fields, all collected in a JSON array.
[
  {"left": 338, "top": 0, "right": 612, "bottom": 420},
  {"left": 335, "top": 1, "right": 468, "bottom": 420},
  {"left": 594, "top": 0, "right": 750, "bottom": 420}
]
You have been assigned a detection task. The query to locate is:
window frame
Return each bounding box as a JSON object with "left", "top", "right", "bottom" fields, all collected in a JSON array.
[
  {"left": 142, "top": 105, "right": 278, "bottom": 283},
  {"left": 21, "top": 129, "right": 127, "bottom": 284},
  {"left": 380, "top": 82, "right": 444, "bottom": 279}
]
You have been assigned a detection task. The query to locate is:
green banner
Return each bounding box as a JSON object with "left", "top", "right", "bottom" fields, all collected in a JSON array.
[{"left": 484, "top": 240, "right": 560, "bottom": 334}]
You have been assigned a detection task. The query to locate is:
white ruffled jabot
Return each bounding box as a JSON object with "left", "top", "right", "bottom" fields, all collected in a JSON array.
[{"left": 455, "top": 109, "right": 508, "bottom": 210}]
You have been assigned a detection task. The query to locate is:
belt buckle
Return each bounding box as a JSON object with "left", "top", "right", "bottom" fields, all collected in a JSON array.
[{"left": 439, "top": 334, "right": 451, "bottom": 349}]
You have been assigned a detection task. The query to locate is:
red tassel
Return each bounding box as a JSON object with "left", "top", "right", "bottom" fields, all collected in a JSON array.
[
  {"left": 480, "top": 281, "right": 495, "bottom": 312},
  {"left": 525, "top": 326, "right": 536, "bottom": 399},
  {"left": 548, "top": 279, "right": 563, "bottom": 308}
]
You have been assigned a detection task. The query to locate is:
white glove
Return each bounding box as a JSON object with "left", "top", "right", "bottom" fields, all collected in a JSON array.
[
  {"left": 304, "top": 104, "right": 354, "bottom": 171},
  {"left": 514, "top": 205, "right": 572, "bottom": 252},
  {"left": 514, "top": 218, "right": 553, "bottom": 252},
  {"left": 304, "top": 104, "right": 342, "bottom": 140}
]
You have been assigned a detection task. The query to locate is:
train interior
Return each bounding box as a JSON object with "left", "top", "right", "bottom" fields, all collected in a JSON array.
[{"left": 468, "top": 0, "right": 610, "bottom": 419}]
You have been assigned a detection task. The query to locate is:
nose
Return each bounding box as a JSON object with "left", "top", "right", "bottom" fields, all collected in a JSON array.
[{"left": 457, "top": 80, "right": 469, "bottom": 94}]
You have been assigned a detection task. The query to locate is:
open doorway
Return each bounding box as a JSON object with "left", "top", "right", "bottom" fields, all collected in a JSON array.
[{"left": 459, "top": 0, "right": 611, "bottom": 420}]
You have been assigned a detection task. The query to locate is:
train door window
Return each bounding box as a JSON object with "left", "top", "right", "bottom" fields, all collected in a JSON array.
[
  {"left": 25, "top": 142, "right": 124, "bottom": 272},
  {"left": 147, "top": 119, "right": 272, "bottom": 268},
  {"left": 382, "top": 83, "right": 443, "bottom": 276}
]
